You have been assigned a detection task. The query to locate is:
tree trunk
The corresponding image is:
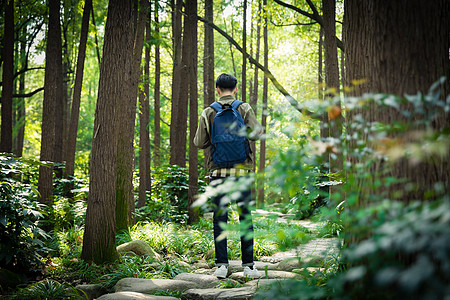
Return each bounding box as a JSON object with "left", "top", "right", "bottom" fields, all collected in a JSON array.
[
  {"left": 318, "top": 27, "right": 323, "bottom": 103},
  {"left": 251, "top": 0, "right": 261, "bottom": 114},
  {"left": 203, "top": 0, "right": 214, "bottom": 168},
  {"left": 1, "top": 0, "right": 14, "bottom": 153},
  {"left": 81, "top": 0, "right": 134, "bottom": 264},
  {"left": 59, "top": 5, "right": 73, "bottom": 177},
  {"left": 65, "top": 0, "right": 92, "bottom": 180},
  {"left": 343, "top": 0, "right": 450, "bottom": 202},
  {"left": 242, "top": 0, "right": 247, "bottom": 103},
  {"left": 323, "top": 0, "right": 343, "bottom": 180},
  {"left": 203, "top": 0, "right": 215, "bottom": 108},
  {"left": 187, "top": 0, "right": 199, "bottom": 224},
  {"left": 154, "top": 0, "right": 161, "bottom": 167},
  {"left": 171, "top": 0, "right": 189, "bottom": 168},
  {"left": 257, "top": 0, "right": 268, "bottom": 208},
  {"left": 250, "top": 0, "right": 261, "bottom": 175},
  {"left": 138, "top": 9, "right": 152, "bottom": 209},
  {"left": 13, "top": 27, "right": 27, "bottom": 157},
  {"left": 169, "top": 0, "right": 184, "bottom": 166},
  {"left": 116, "top": 0, "right": 149, "bottom": 231},
  {"left": 38, "top": 0, "right": 64, "bottom": 204},
  {"left": 323, "top": 0, "right": 342, "bottom": 148}
]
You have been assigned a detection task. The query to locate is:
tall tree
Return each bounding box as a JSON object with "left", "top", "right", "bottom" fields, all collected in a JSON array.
[
  {"left": 64, "top": 0, "right": 92, "bottom": 180},
  {"left": 257, "top": 0, "right": 268, "bottom": 207},
  {"left": 138, "top": 8, "right": 152, "bottom": 209},
  {"left": 153, "top": 0, "right": 161, "bottom": 167},
  {"left": 250, "top": 0, "right": 261, "bottom": 113},
  {"left": 323, "top": 0, "right": 341, "bottom": 144},
  {"left": 171, "top": 0, "right": 190, "bottom": 168},
  {"left": 116, "top": 0, "right": 149, "bottom": 231},
  {"left": 343, "top": 0, "right": 450, "bottom": 201},
  {"left": 250, "top": 0, "right": 261, "bottom": 175},
  {"left": 81, "top": 0, "right": 133, "bottom": 264},
  {"left": 203, "top": 0, "right": 214, "bottom": 107},
  {"left": 1, "top": 0, "right": 14, "bottom": 153},
  {"left": 59, "top": 1, "right": 75, "bottom": 171},
  {"left": 13, "top": 26, "right": 27, "bottom": 157},
  {"left": 241, "top": 0, "right": 247, "bottom": 103},
  {"left": 187, "top": 0, "right": 199, "bottom": 224},
  {"left": 169, "top": 0, "right": 184, "bottom": 166},
  {"left": 38, "top": 0, "right": 64, "bottom": 204},
  {"left": 202, "top": 0, "right": 214, "bottom": 168},
  {"left": 322, "top": 0, "right": 342, "bottom": 181}
]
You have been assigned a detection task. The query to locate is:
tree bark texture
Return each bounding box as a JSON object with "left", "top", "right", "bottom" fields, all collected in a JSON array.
[
  {"left": 250, "top": 0, "right": 262, "bottom": 174},
  {"left": 323, "top": 0, "right": 342, "bottom": 172},
  {"left": 169, "top": 0, "right": 184, "bottom": 166},
  {"left": 241, "top": 0, "right": 247, "bottom": 103},
  {"left": 187, "top": 0, "right": 199, "bottom": 224},
  {"left": 202, "top": 0, "right": 214, "bottom": 168},
  {"left": 13, "top": 27, "right": 27, "bottom": 157},
  {"left": 251, "top": 0, "right": 261, "bottom": 114},
  {"left": 116, "top": 0, "right": 149, "bottom": 231},
  {"left": 65, "top": 0, "right": 92, "bottom": 179},
  {"left": 38, "top": 0, "right": 64, "bottom": 204},
  {"left": 154, "top": 0, "right": 161, "bottom": 167},
  {"left": 171, "top": 0, "right": 189, "bottom": 168},
  {"left": 1, "top": 0, "right": 14, "bottom": 153},
  {"left": 257, "top": 0, "right": 268, "bottom": 207},
  {"left": 343, "top": 0, "right": 450, "bottom": 202},
  {"left": 323, "top": 0, "right": 339, "bottom": 93},
  {"left": 81, "top": 0, "right": 134, "bottom": 264},
  {"left": 138, "top": 10, "right": 152, "bottom": 209}
]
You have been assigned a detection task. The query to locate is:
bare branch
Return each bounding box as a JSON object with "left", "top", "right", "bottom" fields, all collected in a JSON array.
[
  {"left": 13, "top": 87, "right": 44, "bottom": 98},
  {"left": 14, "top": 67, "right": 44, "bottom": 78},
  {"left": 271, "top": 20, "right": 318, "bottom": 27},
  {"left": 273, "top": 0, "right": 320, "bottom": 23},
  {"left": 273, "top": 0, "right": 344, "bottom": 51},
  {"left": 305, "top": 0, "right": 322, "bottom": 22}
]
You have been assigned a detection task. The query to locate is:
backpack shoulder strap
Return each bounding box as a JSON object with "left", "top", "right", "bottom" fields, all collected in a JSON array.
[
  {"left": 210, "top": 102, "right": 223, "bottom": 112},
  {"left": 231, "top": 100, "right": 243, "bottom": 110}
]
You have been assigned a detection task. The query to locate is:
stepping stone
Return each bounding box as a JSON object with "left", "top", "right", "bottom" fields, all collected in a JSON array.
[
  {"left": 181, "top": 287, "right": 255, "bottom": 300},
  {"left": 117, "top": 240, "right": 161, "bottom": 260},
  {"left": 115, "top": 278, "right": 198, "bottom": 294},
  {"left": 277, "top": 257, "right": 304, "bottom": 271},
  {"left": 97, "top": 291, "right": 178, "bottom": 300},
  {"left": 76, "top": 283, "right": 107, "bottom": 299},
  {"left": 173, "top": 273, "right": 218, "bottom": 288},
  {"left": 229, "top": 270, "right": 300, "bottom": 281},
  {"left": 243, "top": 279, "right": 282, "bottom": 289}
]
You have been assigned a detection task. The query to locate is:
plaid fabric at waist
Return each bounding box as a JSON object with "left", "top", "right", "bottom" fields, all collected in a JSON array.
[{"left": 211, "top": 168, "right": 251, "bottom": 177}]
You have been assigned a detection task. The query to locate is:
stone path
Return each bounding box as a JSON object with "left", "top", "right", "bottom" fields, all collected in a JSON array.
[{"left": 77, "top": 213, "right": 340, "bottom": 300}]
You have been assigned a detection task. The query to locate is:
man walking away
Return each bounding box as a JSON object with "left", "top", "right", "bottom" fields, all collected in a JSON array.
[{"left": 194, "top": 73, "right": 263, "bottom": 279}]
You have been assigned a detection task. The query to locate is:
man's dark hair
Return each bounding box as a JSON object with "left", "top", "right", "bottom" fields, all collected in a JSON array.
[{"left": 216, "top": 73, "right": 238, "bottom": 91}]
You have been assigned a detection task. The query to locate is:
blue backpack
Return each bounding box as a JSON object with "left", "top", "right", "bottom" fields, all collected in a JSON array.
[{"left": 210, "top": 100, "right": 250, "bottom": 168}]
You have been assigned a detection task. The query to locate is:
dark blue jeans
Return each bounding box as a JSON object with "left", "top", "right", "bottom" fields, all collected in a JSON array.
[{"left": 211, "top": 176, "right": 254, "bottom": 267}]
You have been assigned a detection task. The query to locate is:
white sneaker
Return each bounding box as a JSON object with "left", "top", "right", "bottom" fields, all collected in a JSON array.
[
  {"left": 243, "top": 266, "right": 261, "bottom": 278},
  {"left": 214, "top": 265, "right": 228, "bottom": 279}
]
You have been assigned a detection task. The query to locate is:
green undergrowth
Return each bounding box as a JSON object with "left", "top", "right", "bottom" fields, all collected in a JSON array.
[{"left": 39, "top": 213, "right": 315, "bottom": 292}]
